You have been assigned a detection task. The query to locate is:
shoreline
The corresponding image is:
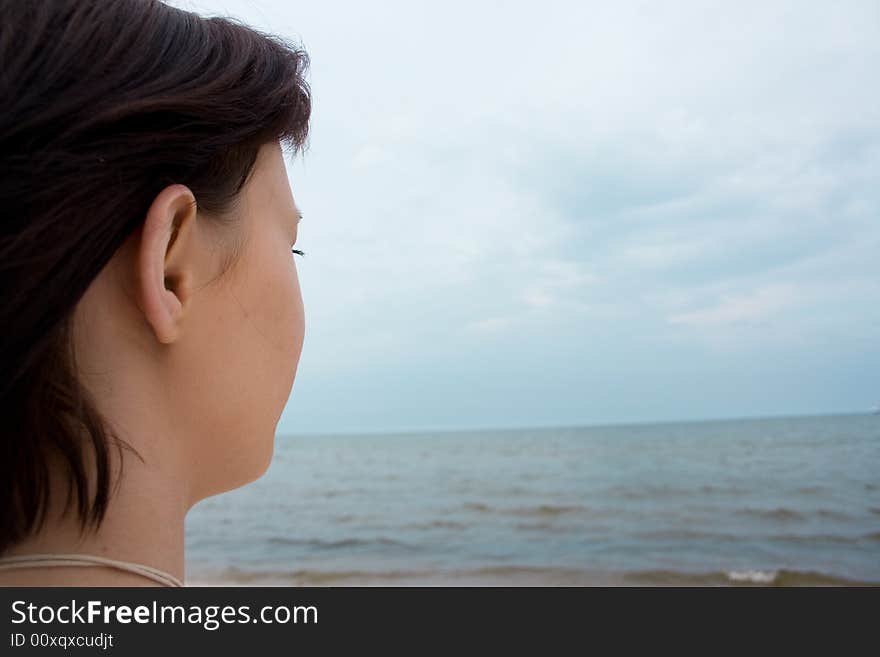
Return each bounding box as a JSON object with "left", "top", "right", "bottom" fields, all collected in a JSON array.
[{"left": 185, "top": 565, "right": 880, "bottom": 587}]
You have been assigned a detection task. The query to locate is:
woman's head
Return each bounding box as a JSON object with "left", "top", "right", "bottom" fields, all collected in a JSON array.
[{"left": 0, "top": 0, "right": 311, "bottom": 554}]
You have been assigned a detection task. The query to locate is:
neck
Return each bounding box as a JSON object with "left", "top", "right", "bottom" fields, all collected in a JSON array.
[{"left": 0, "top": 439, "right": 189, "bottom": 587}]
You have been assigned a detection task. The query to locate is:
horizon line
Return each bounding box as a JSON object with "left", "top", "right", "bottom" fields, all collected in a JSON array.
[{"left": 280, "top": 408, "right": 875, "bottom": 439}]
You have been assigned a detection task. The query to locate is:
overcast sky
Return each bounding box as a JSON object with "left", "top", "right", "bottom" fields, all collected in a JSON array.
[{"left": 171, "top": 0, "right": 880, "bottom": 434}]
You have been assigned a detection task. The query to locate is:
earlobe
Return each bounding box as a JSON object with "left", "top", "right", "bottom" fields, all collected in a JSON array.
[{"left": 136, "top": 184, "right": 198, "bottom": 345}]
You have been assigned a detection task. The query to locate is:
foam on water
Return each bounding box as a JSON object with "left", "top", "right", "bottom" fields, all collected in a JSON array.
[{"left": 727, "top": 570, "right": 777, "bottom": 584}]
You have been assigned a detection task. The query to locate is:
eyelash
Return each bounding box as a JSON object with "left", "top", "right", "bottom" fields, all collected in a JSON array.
[{"left": 291, "top": 248, "right": 305, "bottom": 257}]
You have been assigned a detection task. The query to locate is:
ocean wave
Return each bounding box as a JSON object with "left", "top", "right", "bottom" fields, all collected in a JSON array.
[
  {"left": 462, "top": 502, "right": 594, "bottom": 517},
  {"left": 633, "top": 529, "right": 880, "bottom": 545},
  {"left": 403, "top": 520, "right": 468, "bottom": 530},
  {"left": 633, "top": 529, "right": 743, "bottom": 542},
  {"left": 814, "top": 509, "right": 856, "bottom": 520},
  {"left": 626, "top": 568, "right": 878, "bottom": 587},
  {"left": 602, "top": 484, "right": 748, "bottom": 499},
  {"left": 190, "top": 565, "right": 880, "bottom": 587},
  {"left": 735, "top": 507, "right": 806, "bottom": 521},
  {"left": 331, "top": 514, "right": 358, "bottom": 523},
  {"left": 727, "top": 570, "right": 776, "bottom": 584},
  {"left": 606, "top": 485, "right": 694, "bottom": 499},
  {"left": 733, "top": 507, "right": 853, "bottom": 522},
  {"left": 510, "top": 504, "right": 586, "bottom": 517},
  {"left": 701, "top": 484, "right": 750, "bottom": 495},
  {"left": 773, "top": 531, "right": 880, "bottom": 545},
  {"left": 201, "top": 566, "right": 431, "bottom": 586},
  {"left": 265, "top": 536, "right": 417, "bottom": 550},
  {"left": 512, "top": 521, "right": 583, "bottom": 533}
]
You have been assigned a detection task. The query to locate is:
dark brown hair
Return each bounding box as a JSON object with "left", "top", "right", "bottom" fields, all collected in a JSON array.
[{"left": 0, "top": 0, "right": 310, "bottom": 554}]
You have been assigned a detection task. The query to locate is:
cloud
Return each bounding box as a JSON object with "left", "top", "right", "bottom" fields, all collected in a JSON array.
[
  {"left": 521, "top": 260, "right": 597, "bottom": 309},
  {"left": 172, "top": 0, "right": 880, "bottom": 429},
  {"left": 465, "top": 316, "right": 516, "bottom": 334},
  {"left": 667, "top": 283, "right": 800, "bottom": 328}
]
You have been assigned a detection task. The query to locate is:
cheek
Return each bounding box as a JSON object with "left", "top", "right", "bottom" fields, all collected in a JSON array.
[
  {"left": 197, "top": 248, "right": 304, "bottom": 491},
  {"left": 247, "top": 246, "right": 305, "bottom": 422},
  {"left": 277, "top": 256, "right": 305, "bottom": 396}
]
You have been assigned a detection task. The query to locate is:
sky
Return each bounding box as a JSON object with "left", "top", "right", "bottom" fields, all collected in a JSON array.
[{"left": 170, "top": 0, "right": 880, "bottom": 434}]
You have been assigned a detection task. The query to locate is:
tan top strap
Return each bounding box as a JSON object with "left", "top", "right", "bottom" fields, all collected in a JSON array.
[{"left": 0, "top": 553, "right": 184, "bottom": 587}]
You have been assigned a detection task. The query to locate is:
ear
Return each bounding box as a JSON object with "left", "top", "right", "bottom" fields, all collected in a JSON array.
[{"left": 136, "top": 184, "right": 198, "bottom": 345}]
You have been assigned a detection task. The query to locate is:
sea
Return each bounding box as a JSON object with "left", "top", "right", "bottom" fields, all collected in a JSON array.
[{"left": 185, "top": 412, "right": 880, "bottom": 586}]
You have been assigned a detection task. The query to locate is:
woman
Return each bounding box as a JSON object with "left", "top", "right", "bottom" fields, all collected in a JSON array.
[{"left": 0, "top": 0, "right": 311, "bottom": 586}]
